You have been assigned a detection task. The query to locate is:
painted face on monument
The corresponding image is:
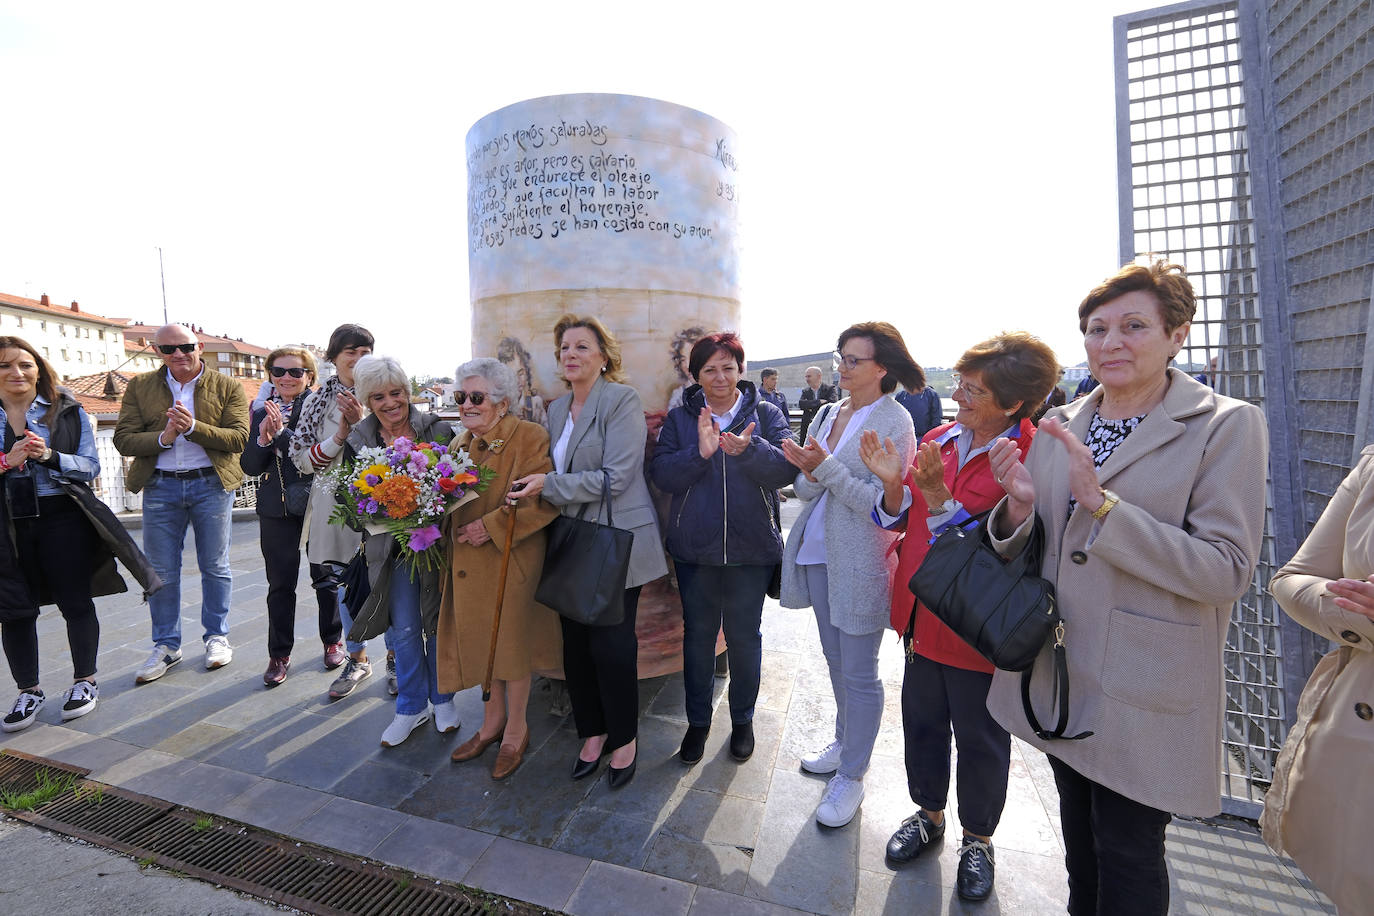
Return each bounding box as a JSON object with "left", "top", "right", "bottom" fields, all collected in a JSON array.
[{"left": 559, "top": 327, "right": 607, "bottom": 385}]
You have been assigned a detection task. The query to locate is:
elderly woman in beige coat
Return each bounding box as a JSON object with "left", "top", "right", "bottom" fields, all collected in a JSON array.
[
  {"left": 987, "top": 261, "right": 1267, "bottom": 916},
  {"left": 1262, "top": 445, "right": 1374, "bottom": 914},
  {"left": 439, "top": 358, "right": 561, "bottom": 781}
]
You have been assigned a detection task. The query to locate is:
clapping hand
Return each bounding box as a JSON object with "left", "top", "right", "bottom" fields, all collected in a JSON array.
[
  {"left": 781, "top": 435, "right": 825, "bottom": 481},
  {"left": 720, "top": 422, "right": 755, "bottom": 456},
  {"left": 1328, "top": 575, "right": 1374, "bottom": 621},
  {"left": 162, "top": 400, "right": 193, "bottom": 443},
  {"left": 259, "top": 399, "right": 285, "bottom": 445},
  {"left": 913, "top": 441, "right": 953, "bottom": 509},
  {"left": 858, "top": 429, "right": 906, "bottom": 486}
]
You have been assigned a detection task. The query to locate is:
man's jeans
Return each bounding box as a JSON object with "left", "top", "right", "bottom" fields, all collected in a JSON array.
[{"left": 142, "top": 472, "right": 234, "bottom": 651}]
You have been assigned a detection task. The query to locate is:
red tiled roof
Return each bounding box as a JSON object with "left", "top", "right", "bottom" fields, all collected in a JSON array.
[{"left": 0, "top": 291, "right": 127, "bottom": 327}]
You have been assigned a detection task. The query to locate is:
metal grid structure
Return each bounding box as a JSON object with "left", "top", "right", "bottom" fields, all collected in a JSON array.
[{"left": 1117, "top": 1, "right": 1288, "bottom": 816}]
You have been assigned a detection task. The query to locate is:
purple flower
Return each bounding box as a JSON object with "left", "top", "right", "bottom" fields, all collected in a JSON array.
[
  {"left": 407, "top": 524, "right": 441, "bottom": 552},
  {"left": 391, "top": 437, "right": 413, "bottom": 457},
  {"left": 435, "top": 462, "right": 454, "bottom": 477},
  {"left": 364, "top": 473, "right": 380, "bottom": 487},
  {"left": 408, "top": 452, "right": 429, "bottom": 475},
  {"left": 362, "top": 498, "right": 379, "bottom": 514},
  {"left": 432, "top": 445, "right": 448, "bottom": 455}
]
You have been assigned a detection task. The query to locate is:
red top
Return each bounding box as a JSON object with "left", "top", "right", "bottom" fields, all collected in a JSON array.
[{"left": 888, "top": 418, "right": 1036, "bottom": 673}]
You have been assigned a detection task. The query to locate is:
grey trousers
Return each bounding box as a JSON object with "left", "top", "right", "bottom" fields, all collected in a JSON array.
[{"left": 805, "top": 564, "right": 885, "bottom": 781}]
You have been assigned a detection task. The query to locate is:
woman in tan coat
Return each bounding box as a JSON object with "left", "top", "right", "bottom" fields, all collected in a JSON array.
[
  {"left": 439, "top": 358, "right": 561, "bottom": 780},
  {"left": 987, "top": 261, "right": 1267, "bottom": 915},
  {"left": 1262, "top": 445, "right": 1374, "bottom": 914}
]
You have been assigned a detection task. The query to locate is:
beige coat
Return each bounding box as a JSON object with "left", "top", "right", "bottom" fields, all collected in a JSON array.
[
  {"left": 435, "top": 413, "right": 562, "bottom": 693},
  {"left": 1262, "top": 446, "right": 1374, "bottom": 914},
  {"left": 987, "top": 369, "right": 1268, "bottom": 816}
]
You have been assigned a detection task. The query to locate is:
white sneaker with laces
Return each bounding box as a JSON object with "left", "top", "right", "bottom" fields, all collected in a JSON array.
[
  {"left": 815, "top": 774, "right": 865, "bottom": 827},
  {"left": 380, "top": 704, "right": 432, "bottom": 747},
  {"left": 433, "top": 700, "right": 460, "bottom": 734},
  {"left": 800, "top": 739, "right": 843, "bottom": 774},
  {"left": 2, "top": 690, "right": 45, "bottom": 732},
  {"left": 60, "top": 681, "right": 99, "bottom": 721},
  {"left": 135, "top": 645, "right": 183, "bottom": 684},
  {"left": 205, "top": 636, "right": 233, "bottom": 670}
]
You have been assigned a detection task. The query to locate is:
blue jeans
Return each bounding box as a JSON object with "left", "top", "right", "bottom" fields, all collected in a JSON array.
[
  {"left": 387, "top": 564, "right": 452, "bottom": 716},
  {"left": 806, "top": 564, "right": 885, "bottom": 780},
  {"left": 676, "top": 561, "right": 771, "bottom": 728},
  {"left": 142, "top": 473, "right": 234, "bottom": 652}
]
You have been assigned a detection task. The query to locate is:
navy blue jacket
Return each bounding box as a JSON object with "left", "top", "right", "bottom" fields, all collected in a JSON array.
[{"left": 650, "top": 380, "right": 796, "bottom": 566}]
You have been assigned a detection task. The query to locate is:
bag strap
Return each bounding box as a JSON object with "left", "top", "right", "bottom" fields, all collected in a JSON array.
[{"left": 1020, "top": 623, "right": 1093, "bottom": 741}]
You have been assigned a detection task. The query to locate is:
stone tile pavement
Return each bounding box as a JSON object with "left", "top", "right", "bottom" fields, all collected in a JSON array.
[{"left": 0, "top": 515, "right": 1336, "bottom": 914}]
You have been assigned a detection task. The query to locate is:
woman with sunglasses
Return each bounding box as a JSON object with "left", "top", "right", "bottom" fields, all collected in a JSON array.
[
  {"left": 289, "top": 324, "right": 387, "bottom": 700},
  {"left": 241, "top": 347, "right": 341, "bottom": 687},
  {"left": 779, "top": 321, "right": 923, "bottom": 829}
]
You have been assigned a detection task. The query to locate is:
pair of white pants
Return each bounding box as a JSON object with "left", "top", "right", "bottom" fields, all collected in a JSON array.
[{"left": 805, "top": 564, "right": 885, "bottom": 781}]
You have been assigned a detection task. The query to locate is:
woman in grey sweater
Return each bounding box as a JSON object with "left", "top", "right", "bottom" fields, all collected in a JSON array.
[{"left": 781, "top": 321, "right": 921, "bottom": 828}]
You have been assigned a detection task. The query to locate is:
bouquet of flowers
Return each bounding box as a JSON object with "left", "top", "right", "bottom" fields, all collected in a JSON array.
[{"left": 326, "top": 436, "right": 494, "bottom": 575}]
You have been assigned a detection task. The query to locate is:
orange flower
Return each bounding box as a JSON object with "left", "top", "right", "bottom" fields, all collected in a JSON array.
[{"left": 372, "top": 475, "right": 419, "bottom": 519}]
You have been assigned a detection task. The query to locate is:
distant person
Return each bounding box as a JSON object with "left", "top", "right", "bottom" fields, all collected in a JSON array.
[
  {"left": 1194, "top": 354, "right": 1219, "bottom": 389},
  {"left": 986, "top": 261, "right": 1266, "bottom": 915},
  {"left": 114, "top": 323, "right": 249, "bottom": 683},
  {"left": 0, "top": 337, "right": 159, "bottom": 731},
  {"left": 894, "top": 383, "right": 943, "bottom": 440},
  {"left": 1072, "top": 373, "right": 1098, "bottom": 400},
  {"left": 1031, "top": 371, "right": 1068, "bottom": 425},
  {"left": 797, "top": 366, "right": 838, "bottom": 442},
  {"left": 758, "top": 368, "right": 789, "bottom": 423}
]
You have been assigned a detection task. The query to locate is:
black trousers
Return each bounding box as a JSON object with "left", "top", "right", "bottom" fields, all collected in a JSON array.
[
  {"left": 901, "top": 652, "right": 1011, "bottom": 837},
  {"left": 1, "top": 496, "right": 101, "bottom": 689},
  {"left": 1049, "top": 755, "right": 1172, "bottom": 916},
  {"left": 259, "top": 514, "right": 341, "bottom": 659},
  {"left": 560, "top": 586, "right": 642, "bottom": 752}
]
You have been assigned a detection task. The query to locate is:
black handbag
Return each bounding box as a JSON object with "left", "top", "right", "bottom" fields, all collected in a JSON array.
[
  {"left": 275, "top": 452, "right": 311, "bottom": 516},
  {"left": 908, "top": 513, "right": 1092, "bottom": 741},
  {"left": 536, "top": 469, "right": 633, "bottom": 626}
]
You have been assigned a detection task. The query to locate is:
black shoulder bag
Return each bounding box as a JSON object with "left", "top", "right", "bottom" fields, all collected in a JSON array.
[
  {"left": 536, "top": 469, "right": 633, "bottom": 626},
  {"left": 908, "top": 513, "right": 1092, "bottom": 741}
]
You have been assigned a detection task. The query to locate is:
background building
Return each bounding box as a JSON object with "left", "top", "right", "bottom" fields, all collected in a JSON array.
[
  {"left": 0, "top": 291, "right": 127, "bottom": 378},
  {"left": 1116, "top": 0, "right": 1371, "bottom": 814}
]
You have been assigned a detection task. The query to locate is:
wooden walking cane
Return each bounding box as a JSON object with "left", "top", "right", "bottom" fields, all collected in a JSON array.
[{"left": 482, "top": 501, "right": 517, "bottom": 702}]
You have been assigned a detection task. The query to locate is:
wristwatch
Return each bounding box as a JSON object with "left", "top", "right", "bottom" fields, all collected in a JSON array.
[
  {"left": 927, "top": 498, "right": 957, "bottom": 516},
  {"left": 1091, "top": 488, "right": 1120, "bottom": 520}
]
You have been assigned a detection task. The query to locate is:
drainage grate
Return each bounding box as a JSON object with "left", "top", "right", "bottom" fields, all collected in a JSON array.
[{"left": 0, "top": 750, "right": 553, "bottom": 915}]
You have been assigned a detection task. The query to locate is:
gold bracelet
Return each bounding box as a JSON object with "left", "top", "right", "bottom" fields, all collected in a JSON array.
[{"left": 1092, "top": 489, "right": 1120, "bottom": 520}]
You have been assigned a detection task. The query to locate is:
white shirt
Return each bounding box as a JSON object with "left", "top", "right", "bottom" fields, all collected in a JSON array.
[
  {"left": 710, "top": 390, "right": 743, "bottom": 430},
  {"left": 796, "top": 399, "right": 878, "bottom": 565},
  {"left": 156, "top": 364, "right": 213, "bottom": 471},
  {"left": 552, "top": 414, "right": 575, "bottom": 474}
]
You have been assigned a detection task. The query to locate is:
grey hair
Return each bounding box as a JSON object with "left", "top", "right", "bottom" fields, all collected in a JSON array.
[
  {"left": 456, "top": 357, "right": 517, "bottom": 406},
  {"left": 352, "top": 354, "right": 410, "bottom": 406}
]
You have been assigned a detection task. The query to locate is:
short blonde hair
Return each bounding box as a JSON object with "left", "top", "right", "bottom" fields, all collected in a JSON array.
[
  {"left": 266, "top": 346, "right": 317, "bottom": 380},
  {"left": 553, "top": 314, "right": 627, "bottom": 386}
]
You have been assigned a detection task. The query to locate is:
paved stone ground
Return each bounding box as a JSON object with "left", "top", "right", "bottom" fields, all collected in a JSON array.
[{"left": 0, "top": 510, "right": 1336, "bottom": 915}]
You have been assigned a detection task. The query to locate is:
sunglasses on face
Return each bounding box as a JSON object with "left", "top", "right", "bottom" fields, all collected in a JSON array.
[
  {"left": 157, "top": 343, "right": 197, "bottom": 355},
  {"left": 270, "top": 366, "right": 308, "bottom": 379},
  {"left": 453, "top": 391, "right": 487, "bottom": 406}
]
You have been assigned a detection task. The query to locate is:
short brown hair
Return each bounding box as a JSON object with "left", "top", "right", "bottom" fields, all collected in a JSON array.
[
  {"left": 688, "top": 332, "right": 745, "bottom": 379},
  {"left": 954, "top": 332, "right": 1061, "bottom": 421},
  {"left": 266, "top": 346, "right": 318, "bottom": 380},
  {"left": 836, "top": 322, "right": 924, "bottom": 395},
  {"left": 0, "top": 336, "right": 60, "bottom": 426},
  {"left": 553, "top": 314, "right": 627, "bottom": 386},
  {"left": 1078, "top": 260, "right": 1195, "bottom": 333}
]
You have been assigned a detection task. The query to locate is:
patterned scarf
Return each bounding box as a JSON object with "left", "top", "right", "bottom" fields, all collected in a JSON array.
[{"left": 290, "top": 374, "right": 348, "bottom": 450}]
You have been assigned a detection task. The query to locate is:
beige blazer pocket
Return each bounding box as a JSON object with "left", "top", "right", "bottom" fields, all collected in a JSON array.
[{"left": 1100, "top": 608, "right": 1203, "bottom": 714}]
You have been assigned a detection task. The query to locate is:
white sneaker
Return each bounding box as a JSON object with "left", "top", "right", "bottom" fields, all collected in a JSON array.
[
  {"left": 2, "top": 690, "right": 45, "bottom": 732},
  {"left": 60, "top": 681, "right": 99, "bottom": 721},
  {"left": 816, "top": 774, "right": 865, "bottom": 827},
  {"left": 205, "top": 636, "right": 233, "bottom": 670},
  {"left": 800, "top": 740, "right": 843, "bottom": 774},
  {"left": 135, "top": 645, "right": 183, "bottom": 684},
  {"left": 380, "top": 704, "right": 432, "bottom": 747},
  {"left": 433, "top": 700, "right": 460, "bottom": 734}
]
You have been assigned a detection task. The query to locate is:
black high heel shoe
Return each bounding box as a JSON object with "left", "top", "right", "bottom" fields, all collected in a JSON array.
[
  {"left": 608, "top": 757, "right": 637, "bottom": 789},
  {"left": 571, "top": 749, "right": 606, "bottom": 780}
]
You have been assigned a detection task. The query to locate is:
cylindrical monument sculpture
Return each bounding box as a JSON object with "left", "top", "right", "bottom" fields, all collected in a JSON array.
[{"left": 466, "top": 93, "right": 741, "bottom": 676}]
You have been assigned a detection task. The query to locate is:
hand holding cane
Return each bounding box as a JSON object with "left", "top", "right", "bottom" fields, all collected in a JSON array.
[{"left": 482, "top": 501, "right": 518, "bottom": 702}]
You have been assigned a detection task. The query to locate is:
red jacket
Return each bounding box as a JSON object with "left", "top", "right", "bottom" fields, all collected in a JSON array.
[{"left": 888, "top": 419, "right": 1036, "bottom": 673}]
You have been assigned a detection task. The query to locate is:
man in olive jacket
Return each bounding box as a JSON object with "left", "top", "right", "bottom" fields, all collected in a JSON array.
[{"left": 114, "top": 324, "right": 249, "bottom": 683}]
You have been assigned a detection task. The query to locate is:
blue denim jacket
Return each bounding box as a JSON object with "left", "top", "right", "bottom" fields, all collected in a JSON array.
[{"left": 0, "top": 393, "right": 100, "bottom": 496}]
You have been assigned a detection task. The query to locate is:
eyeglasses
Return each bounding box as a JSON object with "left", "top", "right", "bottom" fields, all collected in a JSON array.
[
  {"left": 453, "top": 391, "right": 487, "bottom": 406},
  {"left": 157, "top": 343, "right": 197, "bottom": 355},
  {"left": 951, "top": 374, "right": 989, "bottom": 400},
  {"left": 270, "top": 366, "right": 307, "bottom": 379},
  {"left": 833, "top": 351, "right": 876, "bottom": 371}
]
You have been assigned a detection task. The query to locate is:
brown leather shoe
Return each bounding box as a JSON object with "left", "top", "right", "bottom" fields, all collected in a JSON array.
[
  {"left": 323, "top": 643, "right": 346, "bottom": 670},
  {"left": 491, "top": 733, "right": 529, "bottom": 780},
  {"left": 263, "top": 657, "right": 290, "bottom": 687},
  {"left": 450, "top": 729, "right": 502, "bottom": 762}
]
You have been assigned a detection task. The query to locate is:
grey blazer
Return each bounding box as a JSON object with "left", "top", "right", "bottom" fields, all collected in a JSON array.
[
  {"left": 542, "top": 376, "right": 669, "bottom": 589},
  {"left": 780, "top": 395, "right": 916, "bottom": 635}
]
